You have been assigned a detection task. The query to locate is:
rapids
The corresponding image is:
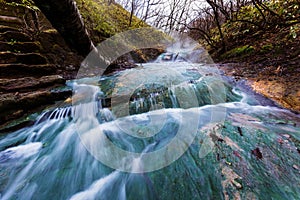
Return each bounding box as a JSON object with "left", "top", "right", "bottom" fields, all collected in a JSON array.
[{"left": 0, "top": 62, "right": 299, "bottom": 199}]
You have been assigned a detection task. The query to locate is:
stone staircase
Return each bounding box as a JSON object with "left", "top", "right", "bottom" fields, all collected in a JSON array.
[{"left": 0, "top": 2, "right": 81, "bottom": 126}]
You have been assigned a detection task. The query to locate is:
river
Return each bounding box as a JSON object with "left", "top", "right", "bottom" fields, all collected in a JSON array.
[{"left": 0, "top": 62, "right": 299, "bottom": 199}]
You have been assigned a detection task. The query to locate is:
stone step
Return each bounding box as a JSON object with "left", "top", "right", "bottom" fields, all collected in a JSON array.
[
  {"left": 0, "top": 31, "right": 32, "bottom": 42},
  {"left": 0, "top": 52, "right": 47, "bottom": 65},
  {"left": 0, "top": 25, "right": 20, "bottom": 33},
  {"left": 0, "top": 63, "right": 57, "bottom": 78},
  {"left": 0, "top": 3, "right": 28, "bottom": 18},
  {"left": 0, "top": 41, "right": 42, "bottom": 53},
  {"left": 0, "top": 3, "right": 41, "bottom": 29},
  {"left": 0, "top": 75, "right": 65, "bottom": 92},
  {"left": 0, "top": 87, "right": 72, "bottom": 125},
  {"left": 0, "top": 15, "right": 23, "bottom": 28}
]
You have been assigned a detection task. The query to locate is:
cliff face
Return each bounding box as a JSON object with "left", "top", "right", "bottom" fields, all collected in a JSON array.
[{"left": 0, "top": 0, "right": 84, "bottom": 126}]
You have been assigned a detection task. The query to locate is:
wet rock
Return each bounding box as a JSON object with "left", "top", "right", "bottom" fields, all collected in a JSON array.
[
  {"left": 277, "top": 137, "right": 284, "bottom": 144},
  {"left": 231, "top": 178, "right": 243, "bottom": 189},
  {"left": 293, "top": 165, "right": 300, "bottom": 171},
  {"left": 105, "top": 57, "right": 137, "bottom": 75},
  {"left": 221, "top": 165, "right": 243, "bottom": 199},
  {"left": 0, "top": 87, "right": 71, "bottom": 125},
  {"left": 233, "top": 150, "right": 242, "bottom": 160},
  {"left": 209, "top": 132, "right": 224, "bottom": 143},
  {"left": 229, "top": 112, "right": 264, "bottom": 129},
  {"left": 0, "top": 41, "right": 42, "bottom": 53},
  {"left": 0, "top": 31, "right": 31, "bottom": 42},
  {"left": 0, "top": 64, "right": 57, "bottom": 78},
  {"left": 251, "top": 147, "right": 263, "bottom": 159},
  {"left": 282, "top": 134, "right": 291, "bottom": 139},
  {"left": 0, "top": 25, "right": 19, "bottom": 33},
  {"left": 237, "top": 126, "right": 243, "bottom": 136},
  {"left": 129, "top": 48, "right": 165, "bottom": 63},
  {"left": 0, "top": 52, "right": 48, "bottom": 65},
  {"left": 0, "top": 75, "right": 65, "bottom": 92},
  {"left": 0, "top": 15, "right": 23, "bottom": 28},
  {"left": 225, "top": 161, "right": 232, "bottom": 166},
  {"left": 0, "top": 3, "right": 27, "bottom": 17},
  {"left": 66, "top": 65, "right": 76, "bottom": 71}
]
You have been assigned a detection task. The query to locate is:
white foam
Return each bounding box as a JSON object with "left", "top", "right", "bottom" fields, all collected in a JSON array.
[
  {"left": 69, "top": 171, "right": 119, "bottom": 200},
  {"left": 1, "top": 142, "right": 42, "bottom": 160}
]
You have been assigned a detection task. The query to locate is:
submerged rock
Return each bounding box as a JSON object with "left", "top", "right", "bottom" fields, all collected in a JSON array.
[{"left": 251, "top": 147, "right": 263, "bottom": 159}]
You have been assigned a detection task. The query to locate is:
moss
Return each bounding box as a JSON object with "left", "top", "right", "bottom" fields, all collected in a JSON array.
[
  {"left": 260, "top": 44, "right": 273, "bottom": 53},
  {"left": 74, "top": 0, "right": 149, "bottom": 44},
  {"left": 222, "top": 45, "right": 255, "bottom": 59},
  {"left": 2, "top": 0, "right": 39, "bottom": 11}
]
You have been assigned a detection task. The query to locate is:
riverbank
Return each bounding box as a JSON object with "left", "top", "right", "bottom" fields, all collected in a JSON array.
[
  {"left": 218, "top": 63, "right": 300, "bottom": 114},
  {"left": 197, "top": 1, "right": 300, "bottom": 114}
]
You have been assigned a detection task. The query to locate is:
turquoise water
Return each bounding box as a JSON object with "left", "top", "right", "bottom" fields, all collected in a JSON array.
[{"left": 0, "top": 63, "right": 299, "bottom": 199}]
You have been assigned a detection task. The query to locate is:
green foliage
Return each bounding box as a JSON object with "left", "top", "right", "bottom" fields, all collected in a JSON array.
[
  {"left": 269, "top": 0, "right": 300, "bottom": 21},
  {"left": 238, "top": 5, "right": 263, "bottom": 25},
  {"left": 289, "top": 24, "right": 299, "bottom": 39},
  {"left": 2, "top": 0, "right": 39, "bottom": 11},
  {"left": 75, "top": 0, "right": 148, "bottom": 43},
  {"left": 236, "top": 0, "right": 299, "bottom": 30},
  {"left": 208, "top": 0, "right": 300, "bottom": 58},
  {"left": 221, "top": 45, "right": 255, "bottom": 59}
]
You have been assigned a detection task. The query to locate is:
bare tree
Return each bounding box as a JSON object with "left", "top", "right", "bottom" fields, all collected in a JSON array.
[
  {"left": 116, "top": 0, "right": 165, "bottom": 27},
  {"left": 128, "top": 0, "right": 135, "bottom": 26},
  {"left": 116, "top": 0, "right": 196, "bottom": 33},
  {"left": 206, "top": 0, "right": 226, "bottom": 52}
]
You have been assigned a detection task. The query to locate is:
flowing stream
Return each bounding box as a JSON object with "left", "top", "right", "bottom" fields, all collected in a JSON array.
[{"left": 0, "top": 62, "right": 299, "bottom": 199}]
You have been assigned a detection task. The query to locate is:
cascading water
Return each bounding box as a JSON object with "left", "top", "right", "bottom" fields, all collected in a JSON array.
[{"left": 0, "top": 62, "right": 299, "bottom": 200}]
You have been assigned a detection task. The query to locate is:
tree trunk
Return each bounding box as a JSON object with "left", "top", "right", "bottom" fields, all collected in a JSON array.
[
  {"left": 128, "top": 0, "right": 135, "bottom": 27},
  {"left": 207, "top": 0, "right": 226, "bottom": 52},
  {"left": 32, "top": 0, "right": 95, "bottom": 57}
]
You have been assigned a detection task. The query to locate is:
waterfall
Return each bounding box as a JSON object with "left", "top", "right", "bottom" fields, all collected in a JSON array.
[
  {"left": 0, "top": 142, "right": 42, "bottom": 163},
  {"left": 0, "top": 62, "right": 300, "bottom": 199},
  {"left": 33, "top": 83, "right": 113, "bottom": 126},
  {"left": 69, "top": 171, "right": 121, "bottom": 200},
  {"left": 168, "top": 85, "right": 179, "bottom": 108}
]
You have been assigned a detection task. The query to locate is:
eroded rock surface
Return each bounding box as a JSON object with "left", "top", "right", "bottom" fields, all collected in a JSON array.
[{"left": 0, "top": 1, "right": 81, "bottom": 126}]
